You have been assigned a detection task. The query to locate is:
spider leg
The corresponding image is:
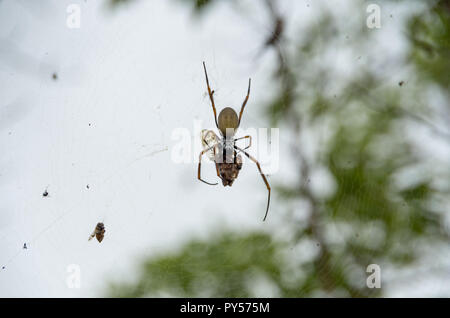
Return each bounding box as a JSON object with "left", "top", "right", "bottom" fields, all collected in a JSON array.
[
  {"left": 235, "top": 135, "right": 252, "bottom": 150},
  {"left": 198, "top": 145, "right": 219, "bottom": 186},
  {"left": 203, "top": 135, "right": 224, "bottom": 181},
  {"left": 213, "top": 145, "right": 225, "bottom": 181},
  {"left": 202, "top": 62, "right": 219, "bottom": 129},
  {"left": 238, "top": 78, "right": 251, "bottom": 127},
  {"left": 235, "top": 146, "right": 271, "bottom": 221}
]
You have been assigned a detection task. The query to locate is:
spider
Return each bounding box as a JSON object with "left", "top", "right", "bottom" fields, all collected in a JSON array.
[{"left": 198, "top": 62, "right": 271, "bottom": 221}]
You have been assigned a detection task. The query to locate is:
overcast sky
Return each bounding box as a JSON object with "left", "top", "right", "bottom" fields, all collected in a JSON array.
[{"left": 0, "top": 0, "right": 304, "bottom": 297}]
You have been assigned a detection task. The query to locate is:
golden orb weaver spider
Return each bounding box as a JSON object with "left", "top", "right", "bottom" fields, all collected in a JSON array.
[{"left": 198, "top": 62, "right": 271, "bottom": 221}]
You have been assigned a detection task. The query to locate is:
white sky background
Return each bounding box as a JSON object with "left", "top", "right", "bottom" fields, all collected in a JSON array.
[
  {"left": 0, "top": 0, "right": 449, "bottom": 297},
  {"left": 0, "top": 0, "right": 301, "bottom": 297}
]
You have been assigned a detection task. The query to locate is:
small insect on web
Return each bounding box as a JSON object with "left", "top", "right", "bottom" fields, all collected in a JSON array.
[
  {"left": 88, "top": 222, "right": 105, "bottom": 243},
  {"left": 198, "top": 62, "right": 271, "bottom": 221},
  {"left": 201, "top": 129, "right": 219, "bottom": 161}
]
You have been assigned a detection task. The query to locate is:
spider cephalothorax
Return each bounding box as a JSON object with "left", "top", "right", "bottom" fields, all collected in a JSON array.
[
  {"left": 217, "top": 157, "right": 243, "bottom": 186},
  {"left": 201, "top": 129, "right": 243, "bottom": 186},
  {"left": 198, "top": 62, "right": 271, "bottom": 221}
]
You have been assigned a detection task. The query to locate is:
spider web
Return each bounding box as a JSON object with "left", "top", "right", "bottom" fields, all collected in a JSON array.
[{"left": 1, "top": 0, "right": 449, "bottom": 298}]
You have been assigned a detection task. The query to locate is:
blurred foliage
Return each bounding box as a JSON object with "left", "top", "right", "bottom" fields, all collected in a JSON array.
[
  {"left": 109, "top": 0, "right": 216, "bottom": 13},
  {"left": 107, "top": 0, "right": 450, "bottom": 297},
  {"left": 408, "top": 0, "right": 450, "bottom": 89},
  {"left": 109, "top": 233, "right": 288, "bottom": 297}
]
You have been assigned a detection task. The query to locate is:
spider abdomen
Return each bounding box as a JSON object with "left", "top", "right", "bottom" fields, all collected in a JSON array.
[{"left": 218, "top": 107, "right": 238, "bottom": 136}]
